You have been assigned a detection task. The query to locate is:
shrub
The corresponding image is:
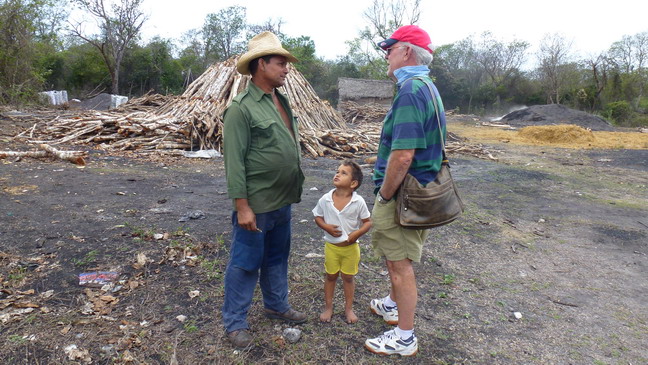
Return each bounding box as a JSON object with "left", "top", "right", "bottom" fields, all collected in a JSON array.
[{"left": 604, "top": 101, "right": 633, "bottom": 126}]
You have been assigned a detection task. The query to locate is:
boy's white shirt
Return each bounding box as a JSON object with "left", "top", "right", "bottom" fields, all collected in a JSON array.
[{"left": 312, "top": 188, "right": 371, "bottom": 244}]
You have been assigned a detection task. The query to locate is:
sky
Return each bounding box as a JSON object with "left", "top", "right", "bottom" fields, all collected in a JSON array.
[{"left": 138, "top": 0, "right": 648, "bottom": 61}]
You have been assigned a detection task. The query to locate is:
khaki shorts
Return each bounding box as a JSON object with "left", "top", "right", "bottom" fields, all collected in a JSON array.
[
  {"left": 324, "top": 242, "right": 360, "bottom": 275},
  {"left": 371, "top": 196, "right": 429, "bottom": 263}
]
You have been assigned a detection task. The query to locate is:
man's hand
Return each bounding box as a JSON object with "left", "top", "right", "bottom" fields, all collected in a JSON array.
[{"left": 235, "top": 199, "right": 258, "bottom": 231}]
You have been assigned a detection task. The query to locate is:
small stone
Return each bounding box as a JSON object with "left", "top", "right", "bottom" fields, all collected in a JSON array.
[
  {"left": 513, "top": 312, "right": 522, "bottom": 320},
  {"left": 176, "top": 315, "right": 187, "bottom": 323},
  {"left": 283, "top": 328, "right": 302, "bottom": 343}
]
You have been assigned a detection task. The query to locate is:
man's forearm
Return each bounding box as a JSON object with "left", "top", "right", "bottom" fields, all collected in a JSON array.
[{"left": 380, "top": 149, "right": 414, "bottom": 200}]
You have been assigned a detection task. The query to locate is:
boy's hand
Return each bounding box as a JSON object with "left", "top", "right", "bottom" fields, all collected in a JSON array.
[
  {"left": 346, "top": 231, "right": 359, "bottom": 244},
  {"left": 325, "top": 224, "right": 342, "bottom": 237}
]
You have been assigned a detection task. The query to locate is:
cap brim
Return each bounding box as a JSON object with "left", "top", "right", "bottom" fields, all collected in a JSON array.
[{"left": 377, "top": 38, "right": 398, "bottom": 50}]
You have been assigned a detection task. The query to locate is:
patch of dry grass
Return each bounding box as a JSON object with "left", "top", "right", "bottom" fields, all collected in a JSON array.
[{"left": 449, "top": 123, "right": 648, "bottom": 149}]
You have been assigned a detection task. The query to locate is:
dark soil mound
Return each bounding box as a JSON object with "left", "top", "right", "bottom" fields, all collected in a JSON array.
[{"left": 500, "top": 104, "right": 615, "bottom": 131}]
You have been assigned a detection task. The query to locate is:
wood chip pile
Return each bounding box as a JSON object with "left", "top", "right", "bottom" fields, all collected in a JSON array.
[{"left": 15, "top": 57, "right": 374, "bottom": 158}]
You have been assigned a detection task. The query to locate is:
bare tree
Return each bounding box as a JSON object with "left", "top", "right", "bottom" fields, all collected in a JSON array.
[
  {"left": 247, "top": 18, "right": 285, "bottom": 39},
  {"left": 70, "top": 0, "right": 146, "bottom": 95},
  {"left": 608, "top": 32, "right": 648, "bottom": 108},
  {"left": 362, "top": 0, "right": 421, "bottom": 41},
  {"left": 437, "top": 36, "right": 484, "bottom": 112},
  {"left": 474, "top": 31, "right": 529, "bottom": 108},
  {"left": 475, "top": 32, "right": 529, "bottom": 87},
  {"left": 582, "top": 52, "right": 609, "bottom": 110},
  {"left": 608, "top": 35, "right": 635, "bottom": 73},
  {"left": 348, "top": 0, "right": 421, "bottom": 78},
  {"left": 536, "top": 33, "right": 573, "bottom": 104}
]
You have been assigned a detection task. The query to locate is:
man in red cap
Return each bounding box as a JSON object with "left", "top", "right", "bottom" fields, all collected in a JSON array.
[{"left": 365, "top": 24, "right": 446, "bottom": 357}]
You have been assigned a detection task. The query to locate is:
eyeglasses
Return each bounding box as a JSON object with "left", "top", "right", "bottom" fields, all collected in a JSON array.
[{"left": 385, "top": 46, "right": 408, "bottom": 56}]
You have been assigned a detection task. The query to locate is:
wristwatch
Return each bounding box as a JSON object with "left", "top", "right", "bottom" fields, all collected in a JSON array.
[{"left": 377, "top": 191, "right": 392, "bottom": 204}]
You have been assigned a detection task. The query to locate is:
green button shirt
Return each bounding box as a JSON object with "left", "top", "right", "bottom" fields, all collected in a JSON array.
[{"left": 223, "top": 82, "right": 305, "bottom": 214}]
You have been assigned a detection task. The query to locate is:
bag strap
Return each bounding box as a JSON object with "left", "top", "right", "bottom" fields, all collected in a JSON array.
[{"left": 413, "top": 77, "right": 447, "bottom": 160}]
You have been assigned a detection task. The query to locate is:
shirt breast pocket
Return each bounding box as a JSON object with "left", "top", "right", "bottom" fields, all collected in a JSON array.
[{"left": 250, "top": 119, "right": 277, "bottom": 149}]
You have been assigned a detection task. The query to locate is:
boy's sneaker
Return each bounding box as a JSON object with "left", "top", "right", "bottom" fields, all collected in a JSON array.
[
  {"left": 364, "top": 329, "right": 418, "bottom": 356},
  {"left": 370, "top": 297, "right": 398, "bottom": 325}
]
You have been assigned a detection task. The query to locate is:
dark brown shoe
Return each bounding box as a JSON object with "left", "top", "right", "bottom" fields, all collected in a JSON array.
[
  {"left": 264, "top": 308, "right": 307, "bottom": 324},
  {"left": 227, "top": 329, "right": 253, "bottom": 348}
]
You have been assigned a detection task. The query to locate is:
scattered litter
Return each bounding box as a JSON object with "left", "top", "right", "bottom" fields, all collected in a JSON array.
[
  {"left": 176, "top": 315, "right": 187, "bottom": 323},
  {"left": 513, "top": 311, "right": 523, "bottom": 320},
  {"left": 380, "top": 270, "right": 389, "bottom": 276},
  {"left": 150, "top": 207, "right": 172, "bottom": 214},
  {"left": 79, "top": 272, "right": 119, "bottom": 288},
  {"left": 188, "top": 290, "right": 200, "bottom": 298},
  {"left": 153, "top": 233, "right": 165, "bottom": 240},
  {"left": 0, "top": 308, "right": 35, "bottom": 324},
  {"left": 64, "top": 344, "right": 92, "bottom": 363},
  {"left": 133, "top": 253, "right": 150, "bottom": 269},
  {"left": 101, "top": 345, "right": 115, "bottom": 355},
  {"left": 181, "top": 149, "right": 221, "bottom": 159},
  {"left": 273, "top": 335, "right": 286, "bottom": 347},
  {"left": 309, "top": 187, "right": 319, "bottom": 191},
  {"left": 305, "top": 253, "right": 324, "bottom": 258},
  {"left": 41, "top": 290, "right": 54, "bottom": 298},
  {"left": 299, "top": 219, "right": 309, "bottom": 223},
  {"left": 178, "top": 210, "right": 206, "bottom": 222},
  {"left": 283, "top": 328, "right": 302, "bottom": 343}
]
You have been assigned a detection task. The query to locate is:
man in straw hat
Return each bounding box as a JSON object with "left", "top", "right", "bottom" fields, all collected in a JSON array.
[
  {"left": 222, "top": 31, "right": 306, "bottom": 348},
  {"left": 364, "top": 25, "right": 444, "bottom": 357}
]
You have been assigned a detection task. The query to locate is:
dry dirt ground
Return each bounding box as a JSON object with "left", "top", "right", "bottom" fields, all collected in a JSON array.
[{"left": 1, "top": 115, "right": 647, "bottom": 364}]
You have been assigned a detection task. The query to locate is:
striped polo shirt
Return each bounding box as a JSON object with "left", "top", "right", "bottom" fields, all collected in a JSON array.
[{"left": 372, "top": 76, "right": 446, "bottom": 190}]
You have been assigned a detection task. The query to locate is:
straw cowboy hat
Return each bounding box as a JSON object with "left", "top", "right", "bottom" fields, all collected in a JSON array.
[{"left": 236, "top": 31, "right": 298, "bottom": 75}]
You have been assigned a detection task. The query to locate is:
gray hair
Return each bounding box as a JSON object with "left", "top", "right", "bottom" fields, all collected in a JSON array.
[{"left": 401, "top": 42, "right": 434, "bottom": 65}]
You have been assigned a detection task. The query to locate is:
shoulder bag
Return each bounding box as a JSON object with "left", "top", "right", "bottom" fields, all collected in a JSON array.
[{"left": 395, "top": 79, "right": 464, "bottom": 229}]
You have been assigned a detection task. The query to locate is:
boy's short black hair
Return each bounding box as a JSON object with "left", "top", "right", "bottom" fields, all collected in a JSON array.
[{"left": 341, "top": 160, "right": 363, "bottom": 190}]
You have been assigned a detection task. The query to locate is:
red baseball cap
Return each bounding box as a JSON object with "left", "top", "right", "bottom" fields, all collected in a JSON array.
[{"left": 377, "top": 25, "right": 434, "bottom": 54}]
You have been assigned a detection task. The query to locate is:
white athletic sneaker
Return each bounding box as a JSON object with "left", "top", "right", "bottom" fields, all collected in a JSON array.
[
  {"left": 364, "top": 329, "right": 418, "bottom": 356},
  {"left": 370, "top": 297, "right": 399, "bottom": 325}
]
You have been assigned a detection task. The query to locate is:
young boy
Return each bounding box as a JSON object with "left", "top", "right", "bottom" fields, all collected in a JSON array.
[{"left": 312, "top": 160, "right": 372, "bottom": 324}]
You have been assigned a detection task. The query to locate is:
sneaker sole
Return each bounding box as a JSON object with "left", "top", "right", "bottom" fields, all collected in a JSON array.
[
  {"left": 364, "top": 343, "right": 418, "bottom": 357},
  {"left": 369, "top": 306, "right": 398, "bottom": 325}
]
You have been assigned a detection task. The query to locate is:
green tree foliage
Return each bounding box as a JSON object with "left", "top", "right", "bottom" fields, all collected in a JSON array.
[
  {"left": 121, "top": 37, "right": 184, "bottom": 95},
  {"left": 1, "top": 0, "right": 646, "bottom": 127},
  {"left": 177, "top": 29, "right": 206, "bottom": 87},
  {"left": 0, "top": 0, "right": 66, "bottom": 103},
  {"left": 283, "top": 35, "right": 320, "bottom": 80},
  {"left": 321, "top": 57, "right": 363, "bottom": 106},
  {"left": 57, "top": 42, "right": 110, "bottom": 97},
  {"left": 202, "top": 5, "right": 246, "bottom": 63},
  {"left": 604, "top": 100, "right": 633, "bottom": 125}
]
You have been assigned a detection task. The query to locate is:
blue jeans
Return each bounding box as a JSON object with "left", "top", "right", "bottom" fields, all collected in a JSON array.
[{"left": 222, "top": 205, "right": 293, "bottom": 333}]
